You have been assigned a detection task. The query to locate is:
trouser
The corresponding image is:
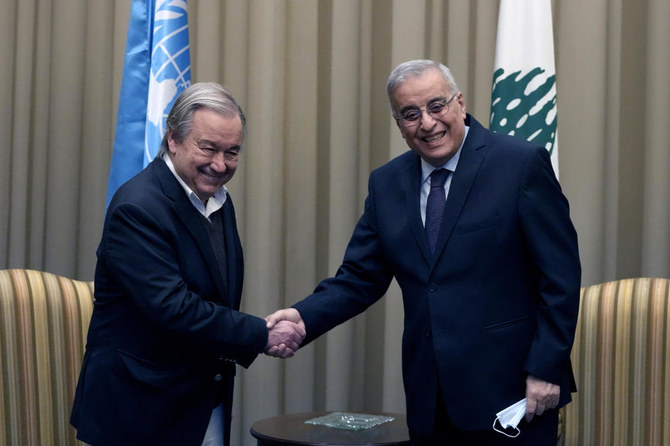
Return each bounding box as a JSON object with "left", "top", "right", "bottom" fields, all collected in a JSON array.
[
  {"left": 410, "top": 386, "right": 558, "bottom": 446},
  {"left": 81, "top": 403, "right": 225, "bottom": 446}
]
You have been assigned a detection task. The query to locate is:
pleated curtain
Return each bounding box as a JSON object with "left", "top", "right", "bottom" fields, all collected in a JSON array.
[{"left": 1, "top": 1, "right": 669, "bottom": 445}]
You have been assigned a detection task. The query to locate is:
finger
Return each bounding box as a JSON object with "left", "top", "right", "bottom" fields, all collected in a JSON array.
[
  {"left": 268, "top": 344, "right": 285, "bottom": 356},
  {"left": 284, "top": 341, "right": 299, "bottom": 351},
  {"left": 266, "top": 309, "right": 291, "bottom": 327},
  {"left": 290, "top": 322, "right": 306, "bottom": 340},
  {"left": 295, "top": 324, "right": 306, "bottom": 339},
  {"left": 264, "top": 346, "right": 280, "bottom": 357},
  {"left": 271, "top": 343, "right": 287, "bottom": 357},
  {"left": 279, "top": 322, "right": 305, "bottom": 346},
  {"left": 284, "top": 321, "right": 305, "bottom": 336},
  {"left": 525, "top": 399, "right": 537, "bottom": 422},
  {"left": 291, "top": 328, "right": 305, "bottom": 343},
  {"left": 265, "top": 313, "right": 278, "bottom": 329}
]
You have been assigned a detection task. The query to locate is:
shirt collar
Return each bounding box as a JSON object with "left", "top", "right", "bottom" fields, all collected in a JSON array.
[
  {"left": 162, "top": 152, "right": 228, "bottom": 218},
  {"left": 421, "top": 125, "right": 470, "bottom": 184}
]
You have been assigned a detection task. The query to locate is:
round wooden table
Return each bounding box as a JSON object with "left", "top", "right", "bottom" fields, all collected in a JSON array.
[{"left": 250, "top": 411, "right": 411, "bottom": 446}]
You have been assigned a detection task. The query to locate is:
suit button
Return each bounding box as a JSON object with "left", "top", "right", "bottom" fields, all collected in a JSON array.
[
  {"left": 425, "top": 329, "right": 432, "bottom": 337},
  {"left": 214, "top": 374, "right": 223, "bottom": 382},
  {"left": 429, "top": 283, "right": 437, "bottom": 292}
]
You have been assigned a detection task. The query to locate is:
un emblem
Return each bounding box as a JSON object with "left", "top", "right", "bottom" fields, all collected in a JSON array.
[{"left": 145, "top": 0, "right": 191, "bottom": 164}]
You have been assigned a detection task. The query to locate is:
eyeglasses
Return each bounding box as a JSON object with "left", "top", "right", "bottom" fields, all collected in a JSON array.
[{"left": 394, "top": 92, "right": 459, "bottom": 128}]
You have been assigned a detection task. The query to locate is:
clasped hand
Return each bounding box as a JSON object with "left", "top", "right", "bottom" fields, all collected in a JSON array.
[{"left": 265, "top": 308, "right": 306, "bottom": 358}]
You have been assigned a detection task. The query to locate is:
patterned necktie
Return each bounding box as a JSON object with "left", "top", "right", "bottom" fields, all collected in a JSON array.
[{"left": 425, "top": 168, "right": 449, "bottom": 254}]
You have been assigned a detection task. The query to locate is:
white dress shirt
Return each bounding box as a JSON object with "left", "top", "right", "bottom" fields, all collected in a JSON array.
[{"left": 419, "top": 126, "right": 469, "bottom": 226}]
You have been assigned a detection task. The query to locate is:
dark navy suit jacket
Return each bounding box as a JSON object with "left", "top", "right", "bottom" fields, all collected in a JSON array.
[
  {"left": 293, "top": 114, "right": 580, "bottom": 436},
  {"left": 71, "top": 158, "right": 268, "bottom": 446}
]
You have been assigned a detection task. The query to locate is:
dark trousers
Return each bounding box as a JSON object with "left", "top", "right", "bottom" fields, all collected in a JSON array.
[{"left": 410, "top": 390, "right": 559, "bottom": 446}]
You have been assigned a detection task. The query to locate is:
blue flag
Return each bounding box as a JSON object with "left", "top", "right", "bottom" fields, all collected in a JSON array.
[{"left": 106, "top": 0, "right": 191, "bottom": 207}]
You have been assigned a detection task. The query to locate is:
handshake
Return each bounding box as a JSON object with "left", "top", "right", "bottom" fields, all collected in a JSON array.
[{"left": 264, "top": 308, "right": 305, "bottom": 358}]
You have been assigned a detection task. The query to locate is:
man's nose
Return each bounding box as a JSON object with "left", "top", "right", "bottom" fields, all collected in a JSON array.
[
  {"left": 419, "top": 109, "right": 438, "bottom": 130},
  {"left": 209, "top": 151, "right": 229, "bottom": 172}
]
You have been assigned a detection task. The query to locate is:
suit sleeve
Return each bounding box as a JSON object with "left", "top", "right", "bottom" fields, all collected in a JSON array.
[
  {"left": 102, "top": 201, "right": 268, "bottom": 368},
  {"left": 294, "top": 175, "right": 395, "bottom": 344},
  {"left": 518, "top": 146, "right": 581, "bottom": 385}
]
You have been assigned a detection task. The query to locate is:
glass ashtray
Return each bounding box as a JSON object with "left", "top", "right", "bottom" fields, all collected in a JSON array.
[{"left": 305, "top": 412, "right": 395, "bottom": 431}]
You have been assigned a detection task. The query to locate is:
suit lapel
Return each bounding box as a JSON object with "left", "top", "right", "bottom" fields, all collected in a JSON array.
[
  {"left": 153, "top": 158, "right": 230, "bottom": 303},
  {"left": 432, "top": 116, "right": 485, "bottom": 261},
  {"left": 402, "top": 155, "right": 434, "bottom": 266},
  {"left": 220, "top": 199, "right": 242, "bottom": 308}
]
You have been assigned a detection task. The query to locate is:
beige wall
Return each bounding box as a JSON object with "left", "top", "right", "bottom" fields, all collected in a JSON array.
[{"left": 1, "top": 1, "right": 668, "bottom": 444}]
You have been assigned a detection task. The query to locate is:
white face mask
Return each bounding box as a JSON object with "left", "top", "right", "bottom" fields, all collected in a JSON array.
[{"left": 493, "top": 398, "right": 526, "bottom": 438}]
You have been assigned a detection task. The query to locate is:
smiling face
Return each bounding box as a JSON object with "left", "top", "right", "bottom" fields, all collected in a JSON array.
[
  {"left": 167, "top": 108, "right": 243, "bottom": 203},
  {"left": 391, "top": 67, "right": 467, "bottom": 167}
]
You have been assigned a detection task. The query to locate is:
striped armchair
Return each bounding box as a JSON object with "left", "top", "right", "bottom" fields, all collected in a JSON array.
[
  {"left": 561, "top": 277, "right": 670, "bottom": 446},
  {"left": 0, "top": 269, "right": 93, "bottom": 446}
]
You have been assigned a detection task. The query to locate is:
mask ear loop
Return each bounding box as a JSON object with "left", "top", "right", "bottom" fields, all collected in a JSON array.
[{"left": 493, "top": 417, "right": 521, "bottom": 438}]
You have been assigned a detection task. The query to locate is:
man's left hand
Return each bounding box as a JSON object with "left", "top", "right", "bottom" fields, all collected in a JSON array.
[{"left": 525, "top": 375, "right": 560, "bottom": 422}]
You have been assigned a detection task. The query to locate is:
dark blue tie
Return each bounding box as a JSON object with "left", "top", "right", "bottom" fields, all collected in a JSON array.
[{"left": 425, "top": 168, "right": 449, "bottom": 254}]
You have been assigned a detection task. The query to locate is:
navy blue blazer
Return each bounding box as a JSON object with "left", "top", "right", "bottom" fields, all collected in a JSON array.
[
  {"left": 71, "top": 158, "right": 268, "bottom": 446},
  {"left": 293, "top": 114, "right": 580, "bottom": 435}
]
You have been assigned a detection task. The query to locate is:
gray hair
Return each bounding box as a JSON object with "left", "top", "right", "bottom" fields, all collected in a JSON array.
[
  {"left": 386, "top": 60, "right": 460, "bottom": 112},
  {"left": 157, "top": 82, "right": 247, "bottom": 157}
]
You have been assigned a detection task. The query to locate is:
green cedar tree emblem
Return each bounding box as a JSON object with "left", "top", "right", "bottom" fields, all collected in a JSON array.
[{"left": 490, "top": 67, "right": 557, "bottom": 156}]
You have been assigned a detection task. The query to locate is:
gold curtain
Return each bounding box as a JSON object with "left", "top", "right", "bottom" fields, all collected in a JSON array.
[{"left": 1, "top": 1, "right": 668, "bottom": 444}]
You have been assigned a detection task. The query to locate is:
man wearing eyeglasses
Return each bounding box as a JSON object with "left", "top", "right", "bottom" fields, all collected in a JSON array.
[
  {"left": 71, "top": 83, "right": 305, "bottom": 446},
  {"left": 267, "top": 60, "right": 580, "bottom": 445}
]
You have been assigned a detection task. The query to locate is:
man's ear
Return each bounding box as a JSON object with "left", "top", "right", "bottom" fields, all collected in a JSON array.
[
  {"left": 166, "top": 131, "right": 176, "bottom": 153},
  {"left": 457, "top": 92, "right": 466, "bottom": 117}
]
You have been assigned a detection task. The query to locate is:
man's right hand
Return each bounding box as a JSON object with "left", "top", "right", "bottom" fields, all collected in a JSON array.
[{"left": 265, "top": 309, "right": 306, "bottom": 358}]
